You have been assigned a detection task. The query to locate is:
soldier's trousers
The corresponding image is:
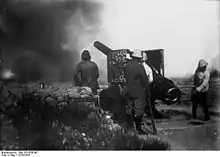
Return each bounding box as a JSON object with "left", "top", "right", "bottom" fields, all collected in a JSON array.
[
  {"left": 191, "top": 91, "right": 210, "bottom": 119},
  {"left": 125, "top": 94, "right": 146, "bottom": 117}
]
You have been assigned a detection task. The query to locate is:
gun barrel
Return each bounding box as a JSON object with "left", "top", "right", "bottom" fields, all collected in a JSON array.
[{"left": 93, "top": 41, "right": 113, "bottom": 55}]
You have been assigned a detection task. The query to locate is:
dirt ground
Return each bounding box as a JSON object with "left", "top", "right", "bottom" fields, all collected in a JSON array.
[
  {"left": 155, "top": 103, "right": 220, "bottom": 150},
  {"left": 3, "top": 103, "right": 219, "bottom": 150}
]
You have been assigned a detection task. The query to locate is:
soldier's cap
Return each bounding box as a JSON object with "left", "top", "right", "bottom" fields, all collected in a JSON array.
[
  {"left": 198, "top": 59, "right": 208, "bottom": 68},
  {"left": 82, "top": 50, "right": 91, "bottom": 60},
  {"left": 131, "top": 49, "right": 142, "bottom": 59}
]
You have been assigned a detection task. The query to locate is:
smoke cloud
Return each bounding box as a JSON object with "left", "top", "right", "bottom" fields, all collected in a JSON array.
[
  {"left": 1, "top": 0, "right": 219, "bottom": 84},
  {"left": 0, "top": 0, "right": 103, "bottom": 82}
]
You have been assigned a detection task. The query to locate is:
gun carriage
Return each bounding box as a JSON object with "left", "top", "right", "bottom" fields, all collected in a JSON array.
[{"left": 94, "top": 41, "right": 182, "bottom": 118}]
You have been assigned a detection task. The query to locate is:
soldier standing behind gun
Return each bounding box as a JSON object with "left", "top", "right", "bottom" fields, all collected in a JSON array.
[
  {"left": 141, "top": 52, "right": 153, "bottom": 116},
  {"left": 74, "top": 50, "right": 99, "bottom": 94},
  {"left": 191, "top": 59, "right": 210, "bottom": 121},
  {"left": 124, "top": 49, "right": 150, "bottom": 134},
  {"left": 142, "top": 52, "right": 153, "bottom": 84}
]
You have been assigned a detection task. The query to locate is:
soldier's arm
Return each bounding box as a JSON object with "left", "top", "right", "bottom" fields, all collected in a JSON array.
[
  {"left": 74, "top": 63, "right": 81, "bottom": 85},
  {"left": 95, "top": 63, "right": 99, "bottom": 78},
  {"left": 140, "top": 65, "right": 148, "bottom": 86},
  {"left": 140, "top": 66, "right": 151, "bottom": 96},
  {"left": 148, "top": 68, "right": 154, "bottom": 83},
  {"left": 197, "top": 70, "right": 210, "bottom": 91},
  {"left": 193, "top": 70, "right": 197, "bottom": 86}
]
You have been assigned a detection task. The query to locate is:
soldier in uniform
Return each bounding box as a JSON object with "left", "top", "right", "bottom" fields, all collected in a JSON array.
[
  {"left": 142, "top": 52, "right": 153, "bottom": 84},
  {"left": 191, "top": 59, "right": 210, "bottom": 121},
  {"left": 141, "top": 52, "right": 154, "bottom": 117},
  {"left": 74, "top": 50, "right": 99, "bottom": 94},
  {"left": 124, "top": 49, "right": 150, "bottom": 134}
]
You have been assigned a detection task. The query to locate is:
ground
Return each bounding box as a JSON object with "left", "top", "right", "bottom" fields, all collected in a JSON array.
[
  {"left": 155, "top": 103, "right": 220, "bottom": 150},
  {"left": 1, "top": 82, "right": 220, "bottom": 150}
]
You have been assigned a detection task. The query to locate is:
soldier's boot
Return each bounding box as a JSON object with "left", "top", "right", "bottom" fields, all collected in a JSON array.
[
  {"left": 192, "top": 102, "right": 198, "bottom": 119},
  {"left": 204, "top": 108, "right": 210, "bottom": 121},
  {"left": 134, "top": 115, "right": 148, "bottom": 135},
  {"left": 125, "top": 114, "right": 135, "bottom": 129},
  {"left": 204, "top": 115, "right": 210, "bottom": 121}
]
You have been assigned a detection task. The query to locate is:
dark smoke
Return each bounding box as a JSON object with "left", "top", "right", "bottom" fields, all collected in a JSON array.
[{"left": 0, "top": 0, "right": 102, "bottom": 82}]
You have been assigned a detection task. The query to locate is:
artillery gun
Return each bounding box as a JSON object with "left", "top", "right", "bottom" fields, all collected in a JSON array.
[{"left": 94, "top": 41, "right": 182, "bottom": 119}]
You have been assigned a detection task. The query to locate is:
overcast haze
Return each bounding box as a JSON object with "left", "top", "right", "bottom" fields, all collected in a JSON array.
[{"left": 85, "top": 0, "right": 219, "bottom": 78}]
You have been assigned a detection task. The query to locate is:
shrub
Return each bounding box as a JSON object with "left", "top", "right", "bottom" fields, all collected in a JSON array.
[{"left": 1, "top": 84, "right": 171, "bottom": 150}]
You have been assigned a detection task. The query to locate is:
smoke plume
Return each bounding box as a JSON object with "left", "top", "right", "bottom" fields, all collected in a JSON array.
[{"left": 0, "top": 0, "right": 103, "bottom": 82}]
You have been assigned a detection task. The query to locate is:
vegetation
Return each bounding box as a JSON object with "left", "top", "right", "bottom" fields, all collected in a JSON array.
[{"left": 0, "top": 84, "right": 170, "bottom": 150}]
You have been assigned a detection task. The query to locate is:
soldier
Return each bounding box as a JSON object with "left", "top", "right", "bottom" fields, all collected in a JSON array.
[
  {"left": 124, "top": 49, "right": 150, "bottom": 134},
  {"left": 74, "top": 50, "right": 99, "bottom": 94},
  {"left": 142, "top": 52, "right": 153, "bottom": 84},
  {"left": 191, "top": 59, "right": 210, "bottom": 121},
  {"left": 141, "top": 52, "right": 153, "bottom": 117}
]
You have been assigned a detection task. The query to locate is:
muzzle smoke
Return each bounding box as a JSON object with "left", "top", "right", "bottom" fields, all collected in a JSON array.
[{"left": 0, "top": 0, "right": 103, "bottom": 82}]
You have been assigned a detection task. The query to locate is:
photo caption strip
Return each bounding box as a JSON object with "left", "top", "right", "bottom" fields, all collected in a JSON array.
[{"left": 1, "top": 151, "right": 38, "bottom": 157}]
